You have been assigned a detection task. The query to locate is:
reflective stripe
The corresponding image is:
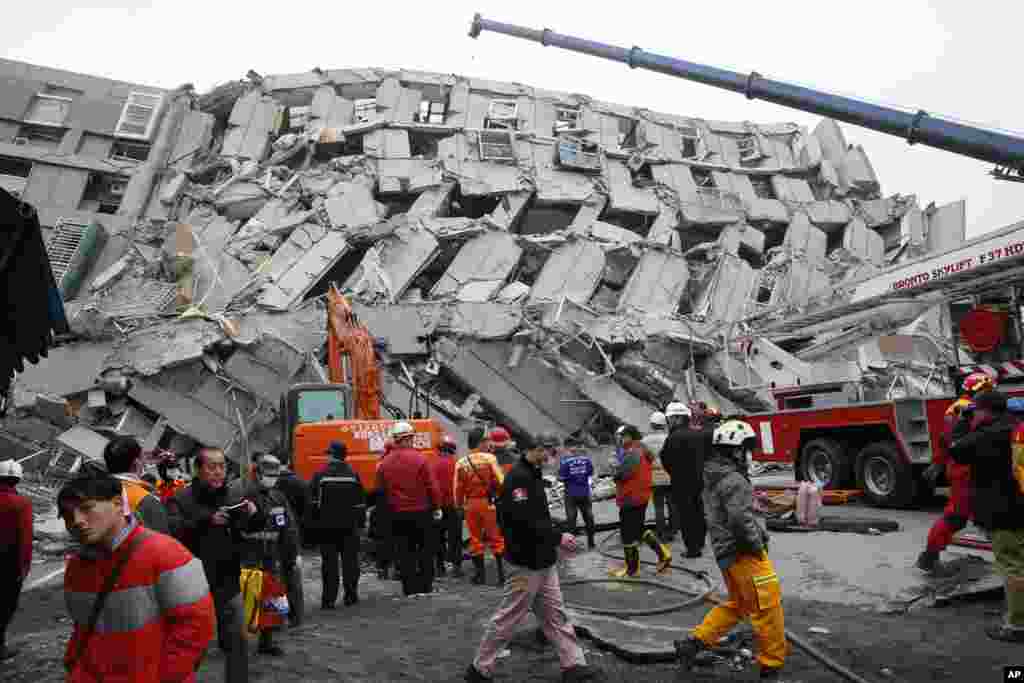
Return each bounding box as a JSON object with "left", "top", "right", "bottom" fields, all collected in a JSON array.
[
  {"left": 240, "top": 531, "right": 279, "bottom": 541},
  {"left": 320, "top": 477, "right": 359, "bottom": 485},
  {"left": 66, "top": 585, "right": 160, "bottom": 633},
  {"left": 156, "top": 557, "right": 210, "bottom": 611}
]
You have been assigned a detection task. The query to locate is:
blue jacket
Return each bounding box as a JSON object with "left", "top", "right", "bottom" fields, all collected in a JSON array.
[{"left": 558, "top": 452, "right": 594, "bottom": 498}]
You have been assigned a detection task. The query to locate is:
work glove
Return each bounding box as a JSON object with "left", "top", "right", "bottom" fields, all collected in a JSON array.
[
  {"left": 923, "top": 463, "right": 943, "bottom": 486},
  {"left": 432, "top": 509, "right": 443, "bottom": 521}
]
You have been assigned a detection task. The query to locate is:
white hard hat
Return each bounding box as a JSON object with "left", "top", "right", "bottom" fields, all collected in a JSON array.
[
  {"left": 615, "top": 425, "right": 627, "bottom": 436},
  {"left": 649, "top": 411, "right": 667, "bottom": 427},
  {"left": 258, "top": 454, "right": 282, "bottom": 472},
  {"left": 665, "top": 402, "right": 691, "bottom": 418},
  {"left": 712, "top": 420, "right": 757, "bottom": 447},
  {"left": 0, "top": 459, "right": 23, "bottom": 480},
  {"left": 391, "top": 421, "right": 415, "bottom": 438}
]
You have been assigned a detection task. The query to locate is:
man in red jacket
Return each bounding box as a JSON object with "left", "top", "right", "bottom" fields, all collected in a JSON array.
[
  {"left": 377, "top": 421, "right": 442, "bottom": 597},
  {"left": 0, "top": 459, "right": 31, "bottom": 661},
  {"left": 58, "top": 472, "right": 215, "bottom": 682}
]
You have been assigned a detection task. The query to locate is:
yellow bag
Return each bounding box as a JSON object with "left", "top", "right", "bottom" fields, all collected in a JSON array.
[{"left": 240, "top": 568, "right": 265, "bottom": 637}]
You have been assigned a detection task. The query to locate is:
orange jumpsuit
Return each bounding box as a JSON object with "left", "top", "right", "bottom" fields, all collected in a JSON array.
[{"left": 454, "top": 451, "right": 505, "bottom": 558}]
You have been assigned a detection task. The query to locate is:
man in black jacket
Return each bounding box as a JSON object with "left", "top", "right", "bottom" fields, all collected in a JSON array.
[
  {"left": 308, "top": 441, "right": 367, "bottom": 608},
  {"left": 660, "top": 402, "right": 708, "bottom": 558},
  {"left": 275, "top": 459, "right": 310, "bottom": 626},
  {"left": 465, "top": 432, "right": 597, "bottom": 683},
  {"left": 166, "top": 447, "right": 256, "bottom": 683},
  {"left": 949, "top": 390, "right": 1024, "bottom": 642}
]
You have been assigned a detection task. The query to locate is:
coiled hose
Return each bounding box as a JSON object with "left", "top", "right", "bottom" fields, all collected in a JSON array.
[{"left": 562, "top": 525, "right": 876, "bottom": 683}]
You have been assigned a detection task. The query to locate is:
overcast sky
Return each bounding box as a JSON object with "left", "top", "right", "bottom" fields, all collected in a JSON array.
[{"left": 3, "top": 1, "right": 1020, "bottom": 238}]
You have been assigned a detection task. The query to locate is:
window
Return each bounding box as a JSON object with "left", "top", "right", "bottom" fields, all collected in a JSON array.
[
  {"left": 750, "top": 175, "right": 777, "bottom": 199},
  {"left": 691, "top": 168, "right": 715, "bottom": 188},
  {"left": 736, "top": 134, "right": 765, "bottom": 164},
  {"left": 0, "top": 157, "right": 31, "bottom": 177},
  {"left": 629, "top": 162, "right": 654, "bottom": 187},
  {"left": 556, "top": 137, "right": 601, "bottom": 172},
  {"left": 17, "top": 123, "right": 64, "bottom": 146},
  {"left": 484, "top": 99, "right": 518, "bottom": 130},
  {"left": 553, "top": 105, "right": 581, "bottom": 133},
  {"left": 110, "top": 140, "right": 151, "bottom": 163},
  {"left": 24, "top": 94, "right": 73, "bottom": 126},
  {"left": 115, "top": 92, "right": 163, "bottom": 140},
  {"left": 680, "top": 126, "right": 700, "bottom": 158},
  {"left": 287, "top": 105, "right": 311, "bottom": 131},
  {"left": 296, "top": 390, "right": 349, "bottom": 423},
  {"left": 478, "top": 130, "right": 516, "bottom": 162},
  {"left": 415, "top": 99, "right": 447, "bottom": 125},
  {"left": 617, "top": 117, "right": 638, "bottom": 148},
  {"left": 79, "top": 173, "right": 128, "bottom": 214},
  {"left": 354, "top": 98, "right": 377, "bottom": 124}
]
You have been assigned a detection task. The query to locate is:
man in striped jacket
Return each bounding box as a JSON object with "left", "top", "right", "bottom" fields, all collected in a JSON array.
[{"left": 58, "top": 472, "right": 215, "bottom": 682}]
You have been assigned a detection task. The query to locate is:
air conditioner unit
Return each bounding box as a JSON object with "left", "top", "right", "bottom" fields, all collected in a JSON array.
[{"left": 12, "top": 137, "right": 28, "bottom": 146}]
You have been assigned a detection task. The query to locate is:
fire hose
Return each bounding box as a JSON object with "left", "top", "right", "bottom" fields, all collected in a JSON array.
[{"left": 560, "top": 526, "right": 876, "bottom": 683}]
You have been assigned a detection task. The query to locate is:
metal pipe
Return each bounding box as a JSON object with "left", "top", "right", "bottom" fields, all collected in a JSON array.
[{"left": 469, "top": 14, "right": 1024, "bottom": 171}]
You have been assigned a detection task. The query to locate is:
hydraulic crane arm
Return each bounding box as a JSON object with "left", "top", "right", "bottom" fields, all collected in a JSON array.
[
  {"left": 469, "top": 14, "right": 1024, "bottom": 176},
  {"left": 327, "top": 285, "right": 381, "bottom": 420}
]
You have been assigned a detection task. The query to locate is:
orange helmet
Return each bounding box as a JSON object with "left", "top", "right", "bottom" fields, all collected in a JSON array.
[
  {"left": 963, "top": 372, "right": 996, "bottom": 396},
  {"left": 440, "top": 434, "right": 457, "bottom": 453},
  {"left": 488, "top": 426, "right": 512, "bottom": 446}
]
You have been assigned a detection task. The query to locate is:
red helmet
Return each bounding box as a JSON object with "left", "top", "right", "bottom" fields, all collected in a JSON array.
[
  {"left": 488, "top": 426, "right": 511, "bottom": 446},
  {"left": 440, "top": 434, "right": 457, "bottom": 453},
  {"left": 963, "top": 372, "right": 996, "bottom": 396}
]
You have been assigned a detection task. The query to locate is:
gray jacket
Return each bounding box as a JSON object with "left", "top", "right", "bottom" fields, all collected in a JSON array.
[{"left": 702, "top": 455, "right": 768, "bottom": 571}]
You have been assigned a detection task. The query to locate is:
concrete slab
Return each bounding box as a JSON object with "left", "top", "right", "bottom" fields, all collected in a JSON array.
[
  {"left": 57, "top": 426, "right": 109, "bottom": 461},
  {"left": 431, "top": 231, "right": 521, "bottom": 299},
  {"left": 223, "top": 336, "right": 307, "bottom": 404},
  {"left": 529, "top": 241, "right": 606, "bottom": 306},
  {"left": 440, "top": 302, "right": 523, "bottom": 339},
  {"left": 346, "top": 224, "right": 439, "bottom": 304},
  {"left": 606, "top": 161, "right": 659, "bottom": 214},
  {"left": 840, "top": 145, "right": 880, "bottom": 195},
  {"left": 353, "top": 302, "right": 439, "bottom": 355},
  {"left": 489, "top": 190, "right": 532, "bottom": 230},
  {"left": 718, "top": 223, "right": 766, "bottom": 256},
  {"left": 407, "top": 182, "right": 454, "bottom": 218},
  {"left": 841, "top": 217, "right": 884, "bottom": 266},
  {"left": 129, "top": 372, "right": 238, "bottom": 449},
  {"left": 259, "top": 230, "right": 350, "bottom": 311},
  {"left": 324, "top": 183, "right": 387, "bottom": 229},
  {"left": 783, "top": 213, "right": 828, "bottom": 263},
  {"left": 617, "top": 249, "right": 688, "bottom": 316},
  {"left": 806, "top": 200, "right": 852, "bottom": 230},
  {"left": 12, "top": 342, "right": 109, "bottom": 408},
  {"left": 924, "top": 200, "right": 967, "bottom": 253},
  {"left": 102, "top": 318, "right": 225, "bottom": 377}
]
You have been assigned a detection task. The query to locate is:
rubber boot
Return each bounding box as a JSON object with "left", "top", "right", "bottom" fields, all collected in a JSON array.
[
  {"left": 587, "top": 529, "right": 595, "bottom": 550},
  {"left": 611, "top": 546, "right": 640, "bottom": 577},
  {"left": 609, "top": 545, "right": 632, "bottom": 578},
  {"left": 644, "top": 529, "right": 673, "bottom": 574},
  {"left": 673, "top": 635, "right": 705, "bottom": 671},
  {"left": 471, "top": 556, "right": 486, "bottom": 585},
  {"left": 495, "top": 554, "right": 506, "bottom": 586}
]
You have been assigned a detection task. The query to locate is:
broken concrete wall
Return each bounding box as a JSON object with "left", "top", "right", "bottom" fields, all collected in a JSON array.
[
  {"left": 430, "top": 231, "right": 521, "bottom": 301},
  {"left": 617, "top": 248, "right": 688, "bottom": 315},
  {"left": 528, "top": 240, "right": 606, "bottom": 306},
  {"left": 345, "top": 223, "right": 439, "bottom": 303}
]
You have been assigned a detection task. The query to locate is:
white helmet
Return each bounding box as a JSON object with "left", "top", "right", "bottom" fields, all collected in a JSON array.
[
  {"left": 712, "top": 420, "right": 757, "bottom": 447},
  {"left": 649, "top": 411, "right": 667, "bottom": 427},
  {"left": 391, "top": 421, "right": 415, "bottom": 439},
  {"left": 0, "top": 459, "right": 23, "bottom": 480},
  {"left": 665, "top": 402, "right": 691, "bottom": 418}
]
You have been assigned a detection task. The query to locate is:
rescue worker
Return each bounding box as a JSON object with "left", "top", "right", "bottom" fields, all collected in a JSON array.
[
  {"left": 489, "top": 426, "right": 517, "bottom": 474},
  {"left": 558, "top": 435, "right": 597, "bottom": 550},
  {"left": 377, "top": 422, "right": 443, "bottom": 596},
  {"left": 950, "top": 390, "right": 1024, "bottom": 641},
  {"left": 917, "top": 372, "right": 995, "bottom": 573},
  {"left": 308, "top": 441, "right": 366, "bottom": 608},
  {"left": 432, "top": 434, "right": 463, "bottom": 577},
  {"left": 102, "top": 435, "right": 169, "bottom": 534},
  {"left": 167, "top": 446, "right": 256, "bottom": 683},
  {"left": 644, "top": 411, "right": 675, "bottom": 542},
  {"left": 233, "top": 454, "right": 300, "bottom": 656},
  {"left": 58, "top": 472, "right": 215, "bottom": 681},
  {"left": 465, "top": 432, "right": 597, "bottom": 683},
  {"left": 661, "top": 402, "right": 708, "bottom": 558},
  {"left": 275, "top": 458, "right": 310, "bottom": 627},
  {"left": 156, "top": 455, "right": 187, "bottom": 503},
  {"left": 611, "top": 425, "right": 672, "bottom": 577},
  {"left": 455, "top": 426, "right": 507, "bottom": 586},
  {"left": 674, "top": 419, "right": 789, "bottom": 680},
  {"left": 0, "top": 459, "right": 31, "bottom": 661}
]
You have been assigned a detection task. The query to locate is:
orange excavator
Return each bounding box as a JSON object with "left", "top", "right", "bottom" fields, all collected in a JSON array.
[{"left": 283, "top": 285, "right": 444, "bottom": 493}]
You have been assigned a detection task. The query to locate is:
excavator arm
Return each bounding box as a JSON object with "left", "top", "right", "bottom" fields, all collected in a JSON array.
[{"left": 327, "top": 285, "right": 381, "bottom": 420}]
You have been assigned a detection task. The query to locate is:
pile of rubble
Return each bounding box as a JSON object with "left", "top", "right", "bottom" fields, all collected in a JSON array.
[{"left": 3, "top": 66, "right": 971, "bottom": 474}]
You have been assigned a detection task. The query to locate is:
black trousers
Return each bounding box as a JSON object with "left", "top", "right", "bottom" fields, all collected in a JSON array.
[
  {"left": 0, "top": 562, "right": 23, "bottom": 647},
  {"left": 212, "top": 590, "right": 248, "bottom": 683},
  {"left": 674, "top": 483, "right": 706, "bottom": 554},
  {"left": 320, "top": 528, "right": 360, "bottom": 606},
  {"left": 391, "top": 511, "right": 436, "bottom": 596},
  {"left": 652, "top": 486, "right": 676, "bottom": 541},
  {"left": 619, "top": 503, "right": 647, "bottom": 547},
  {"left": 435, "top": 507, "right": 462, "bottom": 567},
  {"left": 563, "top": 495, "right": 596, "bottom": 541}
]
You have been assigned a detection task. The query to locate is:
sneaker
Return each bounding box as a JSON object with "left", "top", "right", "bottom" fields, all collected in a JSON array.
[
  {"left": 561, "top": 664, "right": 599, "bottom": 682},
  {"left": 673, "top": 636, "right": 704, "bottom": 671},
  {"left": 464, "top": 663, "right": 492, "bottom": 681}
]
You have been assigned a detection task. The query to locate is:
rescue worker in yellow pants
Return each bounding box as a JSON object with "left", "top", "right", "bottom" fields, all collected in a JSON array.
[
  {"left": 675, "top": 419, "right": 789, "bottom": 680},
  {"left": 455, "top": 427, "right": 506, "bottom": 586}
]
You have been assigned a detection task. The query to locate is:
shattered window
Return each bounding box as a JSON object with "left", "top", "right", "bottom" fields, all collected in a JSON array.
[
  {"left": 750, "top": 175, "right": 777, "bottom": 199},
  {"left": 479, "top": 130, "right": 516, "bottom": 162},
  {"left": 736, "top": 134, "right": 764, "bottom": 164},
  {"left": 110, "top": 139, "right": 151, "bottom": 163},
  {"left": 485, "top": 99, "right": 519, "bottom": 130},
  {"left": 354, "top": 98, "right": 377, "bottom": 124},
  {"left": 617, "top": 117, "right": 638, "bottom": 148},
  {"left": 691, "top": 168, "right": 715, "bottom": 188},
  {"left": 680, "top": 126, "right": 700, "bottom": 158},
  {"left": 554, "top": 106, "right": 581, "bottom": 133},
  {"left": 24, "top": 94, "right": 72, "bottom": 126},
  {"left": 297, "top": 390, "right": 349, "bottom": 423},
  {"left": 556, "top": 137, "right": 601, "bottom": 172},
  {"left": 79, "top": 173, "right": 126, "bottom": 214},
  {"left": 416, "top": 100, "right": 447, "bottom": 125}
]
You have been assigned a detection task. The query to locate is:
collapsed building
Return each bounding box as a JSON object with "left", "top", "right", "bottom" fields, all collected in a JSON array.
[{"left": 0, "top": 57, "right": 972, "bottom": 472}]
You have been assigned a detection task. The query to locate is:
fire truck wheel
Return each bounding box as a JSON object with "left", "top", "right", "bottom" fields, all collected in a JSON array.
[
  {"left": 798, "top": 438, "right": 852, "bottom": 490},
  {"left": 855, "top": 441, "right": 915, "bottom": 508}
]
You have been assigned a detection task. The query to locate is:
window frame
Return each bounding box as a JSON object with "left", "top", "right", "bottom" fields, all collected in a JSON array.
[
  {"left": 478, "top": 129, "right": 517, "bottom": 162},
  {"left": 553, "top": 105, "right": 581, "bottom": 134},
  {"left": 484, "top": 99, "right": 519, "bottom": 131},
  {"left": 24, "top": 93, "right": 74, "bottom": 127},
  {"left": 353, "top": 98, "right": 378, "bottom": 124},
  {"left": 114, "top": 91, "right": 164, "bottom": 140}
]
